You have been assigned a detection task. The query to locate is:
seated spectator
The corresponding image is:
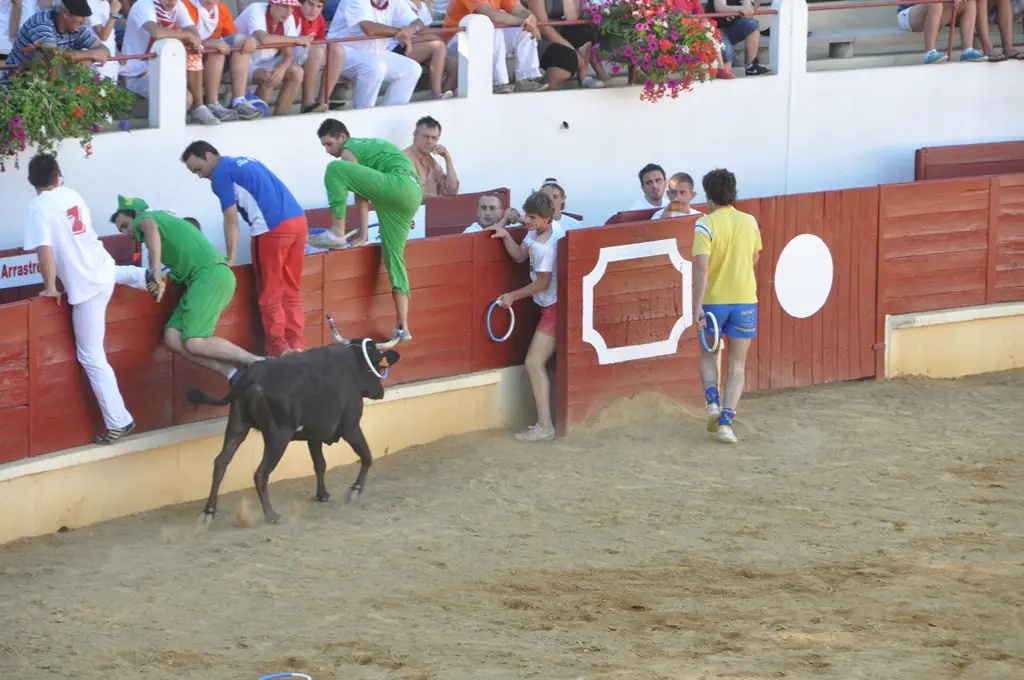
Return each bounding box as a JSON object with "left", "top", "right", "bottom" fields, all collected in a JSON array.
[
  {"left": 86, "top": 0, "right": 120, "bottom": 82},
  {"left": 293, "top": 0, "right": 347, "bottom": 112},
  {"left": 1, "top": 0, "right": 41, "bottom": 62},
  {"left": 113, "top": 0, "right": 134, "bottom": 49},
  {"left": 463, "top": 193, "right": 509, "bottom": 232},
  {"left": 975, "top": 0, "right": 1023, "bottom": 61},
  {"left": 629, "top": 163, "right": 669, "bottom": 210},
  {"left": 235, "top": 0, "right": 312, "bottom": 116},
  {"left": 404, "top": 115, "right": 459, "bottom": 197},
  {"left": 705, "top": 0, "right": 771, "bottom": 76},
  {"left": 654, "top": 172, "right": 703, "bottom": 218},
  {"left": 523, "top": 0, "right": 608, "bottom": 89},
  {"left": 896, "top": 1, "right": 986, "bottom": 63},
  {"left": 184, "top": 0, "right": 267, "bottom": 120},
  {"left": 443, "top": 0, "right": 545, "bottom": 93},
  {"left": 670, "top": 0, "right": 733, "bottom": 79},
  {"left": 540, "top": 177, "right": 584, "bottom": 230},
  {"left": 407, "top": 0, "right": 457, "bottom": 88},
  {"left": 326, "top": 0, "right": 428, "bottom": 109},
  {"left": 120, "top": 0, "right": 212, "bottom": 124},
  {"left": 4, "top": 0, "right": 110, "bottom": 80}
]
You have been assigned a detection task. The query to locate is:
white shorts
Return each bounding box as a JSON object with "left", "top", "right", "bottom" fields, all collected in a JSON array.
[
  {"left": 124, "top": 73, "right": 150, "bottom": 98},
  {"left": 251, "top": 47, "right": 313, "bottom": 76},
  {"left": 897, "top": 6, "right": 913, "bottom": 31}
]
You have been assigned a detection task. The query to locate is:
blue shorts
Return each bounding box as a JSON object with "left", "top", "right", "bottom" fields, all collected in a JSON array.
[{"left": 703, "top": 303, "right": 758, "bottom": 340}]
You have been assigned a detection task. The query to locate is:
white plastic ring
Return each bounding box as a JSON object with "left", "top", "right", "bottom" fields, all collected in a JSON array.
[
  {"left": 701, "top": 311, "right": 720, "bottom": 353},
  {"left": 259, "top": 675, "right": 313, "bottom": 680},
  {"left": 486, "top": 300, "right": 515, "bottom": 342},
  {"left": 360, "top": 338, "right": 386, "bottom": 379}
]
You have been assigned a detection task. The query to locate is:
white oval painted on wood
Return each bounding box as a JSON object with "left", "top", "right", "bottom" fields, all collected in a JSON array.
[{"left": 774, "top": 234, "right": 834, "bottom": 319}]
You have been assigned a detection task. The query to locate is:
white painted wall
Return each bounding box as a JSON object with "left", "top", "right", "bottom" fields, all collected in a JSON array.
[{"left": 1, "top": 0, "right": 1022, "bottom": 259}]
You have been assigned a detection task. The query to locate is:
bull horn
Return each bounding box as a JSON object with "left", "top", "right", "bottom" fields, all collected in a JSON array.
[
  {"left": 374, "top": 335, "right": 402, "bottom": 351},
  {"left": 325, "top": 314, "right": 348, "bottom": 344}
]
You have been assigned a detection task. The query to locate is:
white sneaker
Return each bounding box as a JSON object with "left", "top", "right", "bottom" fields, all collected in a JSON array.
[
  {"left": 187, "top": 105, "right": 220, "bottom": 126},
  {"left": 207, "top": 102, "right": 238, "bottom": 122},
  {"left": 514, "top": 424, "right": 555, "bottom": 442},
  {"left": 307, "top": 230, "right": 350, "bottom": 250},
  {"left": 706, "top": 403, "right": 721, "bottom": 433},
  {"left": 716, "top": 425, "right": 738, "bottom": 444},
  {"left": 232, "top": 98, "right": 266, "bottom": 121},
  {"left": 392, "top": 327, "right": 413, "bottom": 343}
]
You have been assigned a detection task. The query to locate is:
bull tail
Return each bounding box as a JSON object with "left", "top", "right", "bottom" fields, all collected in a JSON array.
[{"left": 185, "top": 370, "right": 253, "bottom": 407}]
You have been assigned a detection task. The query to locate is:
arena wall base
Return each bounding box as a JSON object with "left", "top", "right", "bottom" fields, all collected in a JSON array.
[
  {"left": 884, "top": 302, "right": 1024, "bottom": 379},
  {"left": 0, "top": 366, "right": 532, "bottom": 546}
]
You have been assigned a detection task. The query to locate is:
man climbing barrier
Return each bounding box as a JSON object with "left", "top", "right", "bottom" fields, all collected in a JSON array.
[{"left": 311, "top": 118, "right": 423, "bottom": 344}]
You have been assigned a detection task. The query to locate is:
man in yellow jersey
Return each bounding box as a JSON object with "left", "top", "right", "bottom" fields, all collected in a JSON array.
[{"left": 691, "top": 169, "right": 762, "bottom": 443}]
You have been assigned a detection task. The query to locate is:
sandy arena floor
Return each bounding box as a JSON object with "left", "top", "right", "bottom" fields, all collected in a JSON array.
[{"left": 2, "top": 371, "right": 1024, "bottom": 680}]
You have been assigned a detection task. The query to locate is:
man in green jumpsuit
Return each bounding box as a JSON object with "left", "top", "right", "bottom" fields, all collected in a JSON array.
[
  {"left": 111, "top": 196, "right": 264, "bottom": 383},
  {"left": 312, "top": 118, "right": 423, "bottom": 344}
]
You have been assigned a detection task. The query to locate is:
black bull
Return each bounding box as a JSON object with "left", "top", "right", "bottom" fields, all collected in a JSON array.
[{"left": 185, "top": 337, "right": 401, "bottom": 524}]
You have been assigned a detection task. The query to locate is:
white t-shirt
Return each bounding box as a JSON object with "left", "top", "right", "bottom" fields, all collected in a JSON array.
[
  {"left": 120, "top": 0, "right": 194, "bottom": 77},
  {"left": 87, "top": 0, "right": 120, "bottom": 81},
  {"left": 408, "top": 0, "right": 432, "bottom": 25},
  {"left": 23, "top": 187, "right": 115, "bottom": 305},
  {"left": 328, "top": 0, "right": 418, "bottom": 53},
  {"left": 236, "top": 2, "right": 299, "bottom": 65},
  {"left": 652, "top": 206, "right": 703, "bottom": 219},
  {"left": 629, "top": 195, "right": 669, "bottom": 211},
  {"left": 463, "top": 222, "right": 485, "bottom": 233},
  {"left": 0, "top": 0, "right": 38, "bottom": 53},
  {"left": 521, "top": 220, "right": 564, "bottom": 308},
  {"left": 558, "top": 213, "right": 584, "bottom": 230}
]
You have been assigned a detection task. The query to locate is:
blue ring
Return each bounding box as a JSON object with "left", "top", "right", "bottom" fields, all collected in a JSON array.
[
  {"left": 486, "top": 300, "right": 513, "bottom": 342},
  {"left": 259, "top": 674, "right": 313, "bottom": 680}
]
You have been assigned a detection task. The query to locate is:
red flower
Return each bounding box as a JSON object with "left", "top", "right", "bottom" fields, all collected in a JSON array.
[
  {"left": 660, "top": 38, "right": 672, "bottom": 51},
  {"left": 73, "top": 106, "right": 84, "bottom": 118}
]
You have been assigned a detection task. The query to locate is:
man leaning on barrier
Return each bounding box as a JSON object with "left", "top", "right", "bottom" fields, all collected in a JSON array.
[{"left": 3, "top": 0, "right": 110, "bottom": 82}]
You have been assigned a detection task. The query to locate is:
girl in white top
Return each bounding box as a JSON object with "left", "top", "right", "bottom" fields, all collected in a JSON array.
[
  {"left": 490, "top": 191, "right": 565, "bottom": 443},
  {"left": 87, "top": 0, "right": 121, "bottom": 81}
]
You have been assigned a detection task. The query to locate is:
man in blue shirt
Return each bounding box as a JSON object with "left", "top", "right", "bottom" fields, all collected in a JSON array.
[
  {"left": 180, "top": 140, "right": 309, "bottom": 357},
  {"left": 4, "top": 0, "right": 110, "bottom": 71}
]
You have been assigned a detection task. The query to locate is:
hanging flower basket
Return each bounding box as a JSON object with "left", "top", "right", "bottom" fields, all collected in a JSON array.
[
  {"left": 584, "top": 0, "right": 724, "bottom": 103},
  {"left": 0, "top": 49, "right": 135, "bottom": 171}
]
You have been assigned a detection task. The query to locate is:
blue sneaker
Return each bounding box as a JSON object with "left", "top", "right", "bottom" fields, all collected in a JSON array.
[
  {"left": 924, "top": 50, "right": 948, "bottom": 64},
  {"left": 704, "top": 385, "right": 721, "bottom": 433},
  {"left": 960, "top": 47, "right": 987, "bottom": 62}
]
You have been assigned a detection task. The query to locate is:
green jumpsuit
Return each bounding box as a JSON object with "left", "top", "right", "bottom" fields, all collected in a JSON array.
[{"left": 324, "top": 137, "right": 424, "bottom": 295}]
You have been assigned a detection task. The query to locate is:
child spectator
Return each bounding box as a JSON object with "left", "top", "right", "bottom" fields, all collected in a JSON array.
[
  {"left": 654, "top": 172, "right": 704, "bottom": 219},
  {"left": 705, "top": 0, "right": 771, "bottom": 76},
  {"left": 235, "top": 0, "right": 312, "bottom": 117},
  {"left": 490, "top": 191, "right": 565, "bottom": 443},
  {"left": 293, "top": 0, "right": 348, "bottom": 112},
  {"left": 540, "top": 177, "right": 584, "bottom": 230},
  {"left": 184, "top": 0, "right": 268, "bottom": 120},
  {"left": 87, "top": 0, "right": 122, "bottom": 82},
  {"left": 462, "top": 193, "right": 508, "bottom": 232}
]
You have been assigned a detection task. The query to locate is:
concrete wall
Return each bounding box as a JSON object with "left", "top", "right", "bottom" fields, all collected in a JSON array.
[
  {"left": 0, "top": 367, "right": 532, "bottom": 544},
  {"left": 1, "top": 0, "right": 1022, "bottom": 258},
  {"left": 884, "top": 303, "right": 1024, "bottom": 379}
]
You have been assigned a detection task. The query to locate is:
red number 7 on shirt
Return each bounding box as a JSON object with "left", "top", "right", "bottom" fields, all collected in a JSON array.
[{"left": 66, "top": 205, "right": 85, "bottom": 235}]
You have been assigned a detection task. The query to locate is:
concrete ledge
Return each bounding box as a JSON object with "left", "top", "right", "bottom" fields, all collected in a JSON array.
[
  {"left": 884, "top": 302, "right": 1024, "bottom": 379},
  {"left": 0, "top": 367, "right": 530, "bottom": 545}
]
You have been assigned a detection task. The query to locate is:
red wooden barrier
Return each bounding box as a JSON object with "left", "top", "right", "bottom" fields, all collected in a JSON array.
[
  {"left": 915, "top": 141, "right": 1024, "bottom": 181},
  {"left": 556, "top": 189, "right": 879, "bottom": 434}
]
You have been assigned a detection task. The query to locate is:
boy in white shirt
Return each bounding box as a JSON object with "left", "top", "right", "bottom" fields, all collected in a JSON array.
[
  {"left": 490, "top": 191, "right": 564, "bottom": 443},
  {"left": 22, "top": 154, "right": 136, "bottom": 445},
  {"left": 539, "top": 177, "right": 584, "bottom": 230},
  {"left": 654, "top": 172, "right": 704, "bottom": 219},
  {"left": 234, "top": 0, "right": 311, "bottom": 116},
  {"left": 462, "top": 193, "right": 507, "bottom": 233}
]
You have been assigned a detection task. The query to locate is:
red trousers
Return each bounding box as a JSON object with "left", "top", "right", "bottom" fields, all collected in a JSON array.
[{"left": 251, "top": 216, "right": 308, "bottom": 356}]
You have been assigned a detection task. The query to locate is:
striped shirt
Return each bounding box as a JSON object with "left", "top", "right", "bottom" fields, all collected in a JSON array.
[{"left": 4, "top": 10, "right": 99, "bottom": 69}]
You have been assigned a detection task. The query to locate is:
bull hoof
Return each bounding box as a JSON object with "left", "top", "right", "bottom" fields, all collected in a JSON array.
[
  {"left": 200, "top": 509, "right": 215, "bottom": 524},
  {"left": 347, "top": 488, "right": 361, "bottom": 504},
  {"left": 265, "top": 511, "right": 282, "bottom": 524},
  {"left": 316, "top": 491, "right": 331, "bottom": 502}
]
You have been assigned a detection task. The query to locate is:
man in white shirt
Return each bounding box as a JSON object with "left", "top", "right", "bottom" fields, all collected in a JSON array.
[
  {"left": 628, "top": 163, "right": 669, "bottom": 211},
  {"left": 22, "top": 154, "right": 135, "bottom": 445},
  {"left": 119, "top": 0, "right": 216, "bottom": 125},
  {"left": 235, "top": 0, "right": 311, "bottom": 116},
  {"left": 462, "top": 192, "right": 507, "bottom": 232},
  {"left": 653, "top": 172, "right": 704, "bottom": 219},
  {"left": 539, "top": 177, "right": 585, "bottom": 230},
  {"left": 326, "top": 0, "right": 424, "bottom": 109}
]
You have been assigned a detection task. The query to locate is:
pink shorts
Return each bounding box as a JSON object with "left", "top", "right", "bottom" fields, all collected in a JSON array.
[{"left": 536, "top": 303, "right": 557, "bottom": 336}]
